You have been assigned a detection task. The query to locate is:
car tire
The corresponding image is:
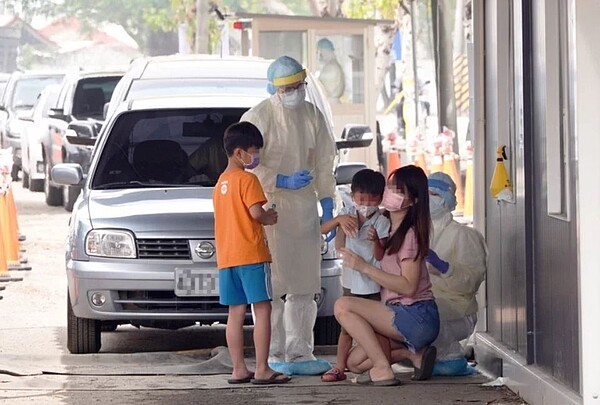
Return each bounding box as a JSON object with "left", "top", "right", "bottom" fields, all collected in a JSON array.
[
  {"left": 63, "top": 185, "right": 80, "bottom": 212},
  {"left": 67, "top": 293, "right": 101, "bottom": 354},
  {"left": 29, "top": 178, "right": 44, "bottom": 192},
  {"left": 313, "top": 315, "right": 341, "bottom": 346},
  {"left": 44, "top": 162, "right": 63, "bottom": 206},
  {"left": 22, "top": 170, "right": 29, "bottom": 189}
]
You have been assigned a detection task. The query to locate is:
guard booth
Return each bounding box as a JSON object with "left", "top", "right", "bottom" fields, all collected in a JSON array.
[{"left": 229, "top": 13, "right": 386, "bottom": 169}]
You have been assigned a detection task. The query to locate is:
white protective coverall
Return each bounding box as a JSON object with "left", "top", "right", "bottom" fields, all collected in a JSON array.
[
  {"left": 241, "top": 95, "right": 336, "bottom": 363},
  {"left": 428, "top": 211, "right": 487, "bottom": 360}
]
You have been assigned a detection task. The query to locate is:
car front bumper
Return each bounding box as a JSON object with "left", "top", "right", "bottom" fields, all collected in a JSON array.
[{"left": 67, "top": 257, "right": 342, "bottom": 321}]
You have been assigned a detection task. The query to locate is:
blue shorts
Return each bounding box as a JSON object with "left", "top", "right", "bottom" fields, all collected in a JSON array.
[
  {"left": 387, "top": 299, "right": 440, "bottom": 352},
  {"left": 219, "top": 262, "right": 272, "bottom": 306}
]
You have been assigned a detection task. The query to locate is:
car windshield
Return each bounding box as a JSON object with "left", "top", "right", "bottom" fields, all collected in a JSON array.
[
  {"left": 72, "top": 76, "right": 122, "bottom": 120},
  {"left": 92, "top": 108, "right": 247, "bottom": 189},
  {"left": 128, "top": 78, "right": 267, "bottom": 99},
  {"left": 11, "top": 76, "right": 63, "bottom": 110}
]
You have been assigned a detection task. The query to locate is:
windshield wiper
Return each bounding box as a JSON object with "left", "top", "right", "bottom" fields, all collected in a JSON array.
[
  {"left": 94, "top": 180, "right": 178, "bottom": 190},
  {"left": 13, "top": 104, "right": 34, "bottom": 109}
]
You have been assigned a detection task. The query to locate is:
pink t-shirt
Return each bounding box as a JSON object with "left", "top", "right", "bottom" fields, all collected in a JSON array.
[{"left": 379, "top": 228, "right": 434, "bottom": 306}]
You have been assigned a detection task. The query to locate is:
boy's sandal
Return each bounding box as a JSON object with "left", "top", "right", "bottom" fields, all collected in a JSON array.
[{"left": 321, "top": 367, "right": 347, "bottom": 382}]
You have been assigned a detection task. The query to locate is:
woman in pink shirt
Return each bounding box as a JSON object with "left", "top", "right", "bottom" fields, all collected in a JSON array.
[{"left": 337, "top": 165, "right": 440, "bottom": 386}]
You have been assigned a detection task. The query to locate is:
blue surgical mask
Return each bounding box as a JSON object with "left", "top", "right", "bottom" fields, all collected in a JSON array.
[
  {"left": 429, "top": 194, "right": 448, "bottom": 219},
  {"left": 241, "top": 151, "right": 260, "bottom": 170},
  {"left": 281, "top": 88, "right": 306, "bottom": 109}
]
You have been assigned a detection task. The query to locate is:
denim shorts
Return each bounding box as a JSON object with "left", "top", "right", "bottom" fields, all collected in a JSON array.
[
  {"left": 219, "top": 263, "right": 272, "bottom": 306},
  {"left": 387, "top": 299, "right": 440, "bottom": 352}
]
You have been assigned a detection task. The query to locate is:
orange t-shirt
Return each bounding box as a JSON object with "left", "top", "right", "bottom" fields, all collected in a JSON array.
[{"left": 213, "top": 168, "right": 272, "bottom": 269}]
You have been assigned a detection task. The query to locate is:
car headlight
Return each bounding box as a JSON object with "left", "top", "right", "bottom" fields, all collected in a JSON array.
[{"left": 85, "top": 230, "right": 136, "bottom": 258}]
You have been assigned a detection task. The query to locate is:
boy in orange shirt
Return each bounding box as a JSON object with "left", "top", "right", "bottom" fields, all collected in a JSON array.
[{"left": 213, "top": 122, "right": 291, "bottom": 385}]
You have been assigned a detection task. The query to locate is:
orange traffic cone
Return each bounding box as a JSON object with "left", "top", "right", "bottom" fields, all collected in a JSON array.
[
  {"left": 387, "top": 148, "right": 401, "bottom": 178},
  {"left": 430, "top": 154, "right": 443, "bottom": 174},
  {"left": 413, "top": 152, "right": 428, "bottom": 175},
  {"left": 0, "top": 224, "right": 8, "bottom": 278},
  {"left": 0, "top": 192, "right": 18, "bottom": 266},
  {"left": 443, "top": 154, "right": 464, "bottom": 214},
  {"left": 463, "top": 159, "right": 474, "bottom": 218},
  {"left": 0, "top": 191, "right": 24, "bottom": 281}
]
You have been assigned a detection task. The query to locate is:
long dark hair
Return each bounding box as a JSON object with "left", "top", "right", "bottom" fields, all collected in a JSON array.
[{"left": 384, "top": 165, "right": 430, "bottom": 260}]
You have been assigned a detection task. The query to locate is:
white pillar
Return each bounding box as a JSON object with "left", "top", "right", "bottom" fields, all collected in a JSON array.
[{"left": 574, "top": 1, "right": 600, "bottom": 403}]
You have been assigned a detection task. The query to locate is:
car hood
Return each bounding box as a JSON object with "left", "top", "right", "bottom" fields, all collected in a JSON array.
[{"left": 87, "top": 187, "right": 215, "bottom": 238}]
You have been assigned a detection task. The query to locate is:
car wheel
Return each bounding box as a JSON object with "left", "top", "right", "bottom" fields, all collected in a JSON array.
[
  {"left": 67, "top": 292, "right": 101, "bottom": 354},
  {"left": 29, "top": 178, "right": 44, "bottom": 192},
  {"left": 44, "top": 162, "right": 63, "bottom": 206},
  {"left": 313, "top": 315, "right": 341, "bottom": 346},
  {"left": 63, "top": 186, "right": 80, "bottom": 212},
  {"left": 22, "top": 170, "right": 29, "bottom": 189}
]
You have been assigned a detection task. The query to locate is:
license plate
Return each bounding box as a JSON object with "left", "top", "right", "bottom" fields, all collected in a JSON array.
[{"left": 174, "top": 268, "right": 219, "bottom": 297}]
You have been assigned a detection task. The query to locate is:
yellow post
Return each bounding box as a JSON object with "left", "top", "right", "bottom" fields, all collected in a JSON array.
[{"left": 463, "top": 159, "right": 474, "bottom": 218}]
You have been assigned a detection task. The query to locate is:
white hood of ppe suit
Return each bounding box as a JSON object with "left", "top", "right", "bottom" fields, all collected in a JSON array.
[{"left": 429, "top": 211, "right": 488, "bottom": 321}]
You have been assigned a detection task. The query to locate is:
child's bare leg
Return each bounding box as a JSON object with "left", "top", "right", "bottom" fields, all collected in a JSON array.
[
  {"left": 336, "top": 331, "right": 352, "bottom": 370},
  {"left": 226, "top": 304, "right": 251, "bottom": 379},
  {"left": 347, "top": 333, "right": 392, "bottom": 373},
  {"left": 252, "top": 300, "right": 287, "bottom": 380}
]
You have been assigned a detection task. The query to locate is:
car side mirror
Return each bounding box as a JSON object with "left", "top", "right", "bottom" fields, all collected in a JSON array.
[
  {"left": 65, "top": 128, "right": 97, "bottom": 147},
  {"left": 0, "top": 104, "right": 6, "bottom": 112},
  {"left": 336, "top": 124, "right": 374, "bottom": 150},
  {"left": 335, "top": 162, "right": 369, "bottom": 185},
  {"left": 48, "top": 108, "right": 69, "bottom": 122},
  {"left": 68, "top": 121, "right": 97, "bottom": 138}
]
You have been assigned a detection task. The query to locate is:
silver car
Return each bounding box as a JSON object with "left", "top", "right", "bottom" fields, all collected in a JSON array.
[{"left": 54, "top": 92, "right": 372, "bottom": 354}]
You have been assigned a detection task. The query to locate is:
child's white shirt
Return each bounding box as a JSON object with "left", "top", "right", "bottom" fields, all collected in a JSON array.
[{"left": 339, "top": 205, "right": 390, "bottom": 294}]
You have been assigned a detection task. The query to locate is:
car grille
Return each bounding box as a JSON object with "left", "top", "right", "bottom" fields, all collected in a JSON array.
[
  {"left": 115, "top": 290, "right": 227, "bottom": 313},
  {"left": 137, "top": 239, "right": 191, "bottom": 260}
]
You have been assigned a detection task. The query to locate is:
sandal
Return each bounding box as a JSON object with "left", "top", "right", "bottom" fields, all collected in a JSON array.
[
  {"left": 321, "top": 367, "right": 347, "bottom": 382},
  {"left": 412, "top": 346, "right": 437, "bottom": 381}
]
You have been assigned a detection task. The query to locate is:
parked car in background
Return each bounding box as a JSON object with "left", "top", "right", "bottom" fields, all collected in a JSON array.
[
  {"left": 103, "top": 55, "right": 332, "bottom": 126},
  {"left": 53, "top": 56, "right": 373, "bottom": 354},
  {"left": 42, "top": 69, "right": 124, "bottom": 210},
  {"left": 0, "top": 71, "right": 64, "bottom": 180},
  {"left": 20, "top": 84, "right": 61, "bottom": 191},
  {"left": 0, "top": 73, "right": 10, "bottom": 99}
]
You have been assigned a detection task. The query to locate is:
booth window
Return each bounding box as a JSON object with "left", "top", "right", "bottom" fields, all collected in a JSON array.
[
  {"left": 259, "top": 31, "right": 307, "bottom": 67},
  {"left": 546, "top": 0, "right": 571, "bottom": 220},
  {"left": 315, "top": 35, "right": 364, "bottom": 104}
]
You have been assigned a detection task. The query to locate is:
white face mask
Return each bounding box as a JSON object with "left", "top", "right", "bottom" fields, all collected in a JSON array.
[
  {"left": 281, "top": 88, "right": 306, "bottom": 109},
  {"left": 429, "top": 194, "right": 448, "bottom": 219},
  {"left": 355, "top": 204, "right": 378, "bottom": 217}
]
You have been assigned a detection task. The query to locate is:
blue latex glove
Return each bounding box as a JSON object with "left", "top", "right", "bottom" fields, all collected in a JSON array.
[
  {"left": 276, "top": 170, "right": 313, "bottom": 190},
  {"left": 320, "top": 197, "right": 336, "bottom": 242},
  {"left": 426, "top": 249, "right": 450, "bottom": 274}
]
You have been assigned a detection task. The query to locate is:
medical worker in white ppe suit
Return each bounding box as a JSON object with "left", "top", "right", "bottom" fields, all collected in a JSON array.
[
  {"left": 426, "top": 172, "right": 487, "bottom": 376},
  {"left": 241, "top": 56, "right": 337, "bottom": 375}
]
